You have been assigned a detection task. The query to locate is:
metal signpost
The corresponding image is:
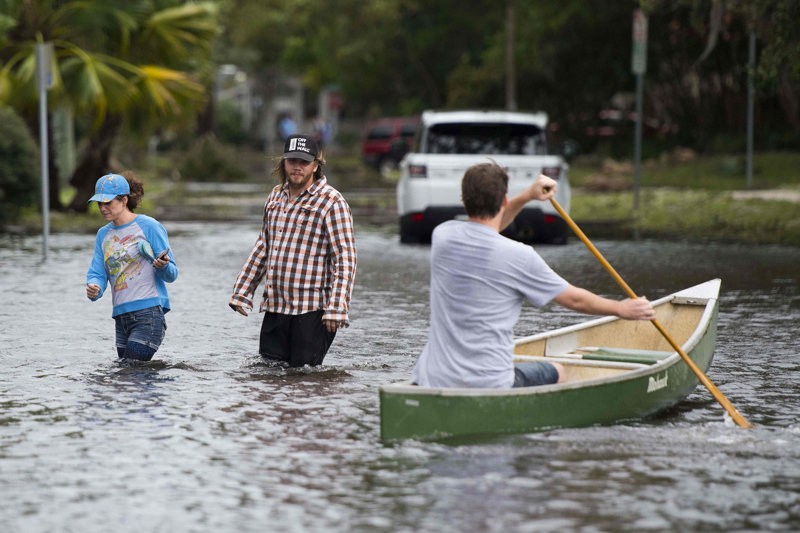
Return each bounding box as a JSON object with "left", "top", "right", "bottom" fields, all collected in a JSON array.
[
  {"left": 746, "top": 32, "right": 755, "bottom": 189},
  {"left": 36, "top": 42, "right": 54, "bottom": 262},
  {"left": 631, "top": 9, "right": 648, "bottom": 211}
]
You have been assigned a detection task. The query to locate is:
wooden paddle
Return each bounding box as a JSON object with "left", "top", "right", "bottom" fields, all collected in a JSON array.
[{"left": 549, "top": 197, "right": 752, "bottom": 429}]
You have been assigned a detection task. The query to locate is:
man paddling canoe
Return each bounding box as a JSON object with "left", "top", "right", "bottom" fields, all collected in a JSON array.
[{"left": 412, "top": 162, "right": 655, "bottom": 389}]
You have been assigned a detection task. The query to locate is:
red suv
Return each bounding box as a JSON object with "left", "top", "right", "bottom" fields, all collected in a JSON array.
[{"left": 361, "top": 116, "right": 419, "bottom": 175}]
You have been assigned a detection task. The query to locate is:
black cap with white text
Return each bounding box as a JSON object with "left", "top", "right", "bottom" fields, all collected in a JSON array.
[{"left": 283, "top": 134, "right": 319, "bottom": 162}]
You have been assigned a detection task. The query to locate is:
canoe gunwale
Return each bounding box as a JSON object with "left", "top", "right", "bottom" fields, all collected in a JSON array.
[{"left": 513, "top": 287, "right": 717, "bottom": 348}]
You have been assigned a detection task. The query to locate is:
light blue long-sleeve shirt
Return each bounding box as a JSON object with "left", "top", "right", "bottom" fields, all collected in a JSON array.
[{"left": 86, "top": 214, "right": 178, "bottom": 317}]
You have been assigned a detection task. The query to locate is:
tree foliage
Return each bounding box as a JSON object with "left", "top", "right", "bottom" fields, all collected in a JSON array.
[
  {"left": 1, "top": 0, "right": 797, "bottom": 222},
  {"left": 219, "top": 0, "right": 799, "bottom": 151},
  {"left": 222, "top": 0, "right": 508, "bottom": 115},
  {"left": 0, "top": 0, "right": 220, "bottom": 211},
  {"left": 0, "top": 104, "right": 38, "bottom": 227},
  {"left": 642, "top": 0, "right": 800, "bottom": 144}
]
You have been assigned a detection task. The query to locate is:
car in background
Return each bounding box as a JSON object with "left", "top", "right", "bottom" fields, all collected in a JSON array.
[
  {"left": 361, "top": 116, "right": 420, "bottom": 176},
  {"left": 396, "top": 109, "right": 571, "bottom": 244}
]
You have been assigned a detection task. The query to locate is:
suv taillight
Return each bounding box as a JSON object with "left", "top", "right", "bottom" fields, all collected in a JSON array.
[
  {"left": 408, "top": 164, "right": 428, "bottom": 178},
  {"left": 542, "top": 166, "right": 561, "bottom": 179}
]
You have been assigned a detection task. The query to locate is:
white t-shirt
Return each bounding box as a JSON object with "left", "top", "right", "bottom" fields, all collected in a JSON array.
[{"left": 412, "top": 220, "right": 568, "bottom": 388}]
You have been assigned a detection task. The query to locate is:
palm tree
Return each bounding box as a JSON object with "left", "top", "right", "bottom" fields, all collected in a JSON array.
[{"left": 0, "top": 0, "right": 219, "bottom": 211}]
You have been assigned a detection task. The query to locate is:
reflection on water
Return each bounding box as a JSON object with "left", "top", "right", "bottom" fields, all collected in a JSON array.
[{"left": 1, "top": 223, "right": 799, "bottom": 532}]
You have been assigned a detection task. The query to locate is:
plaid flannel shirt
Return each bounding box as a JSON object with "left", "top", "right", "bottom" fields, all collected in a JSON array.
[{"left": 230, "top": 176, "right": 357, "bottom": 323}]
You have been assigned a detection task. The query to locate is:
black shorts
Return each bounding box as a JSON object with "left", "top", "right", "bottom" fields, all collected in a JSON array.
[{"left": 259, "top": 310, "right": 336, "bottom": 367}]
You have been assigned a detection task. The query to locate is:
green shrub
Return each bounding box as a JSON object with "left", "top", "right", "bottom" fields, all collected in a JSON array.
[
  {"left": 216, "top": 101, "right": 247, "bottom": 146},
  {"left": 179, "top": 134, "right": 247, "bottom": 182},
  {"left": 0, "top": 106, "right": 39, "bottom": 227}
]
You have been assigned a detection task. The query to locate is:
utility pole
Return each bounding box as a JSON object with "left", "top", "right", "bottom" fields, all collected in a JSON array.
[
  {"left": 505, "top": 0, "right": 517, "bottom": 111},
  {"left": 631, "top": 9, "right": 648, "bottom": 212},
  {"left": 746, "top": 31, "right": 756, "bottom": 189}
]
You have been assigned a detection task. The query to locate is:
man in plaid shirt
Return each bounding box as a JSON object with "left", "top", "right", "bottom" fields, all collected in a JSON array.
[{"left": 229, "top": 134, "right": 357, "bottom": 367}]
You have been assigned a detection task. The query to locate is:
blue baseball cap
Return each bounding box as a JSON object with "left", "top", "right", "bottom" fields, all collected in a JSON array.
[{"left": 88, "top": 174, "right": 130, "bottom": 203}]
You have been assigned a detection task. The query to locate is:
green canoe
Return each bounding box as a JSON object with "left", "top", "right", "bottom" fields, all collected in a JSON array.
[{"left": 380, "top": 279, "right": 722, "bottom": 442}]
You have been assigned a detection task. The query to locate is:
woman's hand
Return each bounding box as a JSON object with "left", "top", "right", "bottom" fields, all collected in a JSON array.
[
  {"left": 153, "top": 250, "right": 170, "bottom": 269},
  {"left": 86, "top": 283, "right": 100, "bottom": 299}
]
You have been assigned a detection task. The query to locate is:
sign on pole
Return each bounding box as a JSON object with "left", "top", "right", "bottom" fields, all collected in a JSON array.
[
  {"left": 632, "top": 9, "right": 648, "bottom": 75},
  {"left": 631, "top": 9, "right": 648, "bottom": 212}
]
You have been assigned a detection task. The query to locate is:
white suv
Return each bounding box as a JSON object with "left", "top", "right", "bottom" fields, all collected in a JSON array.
[{"left": 396, "top": 110, "right": 571, "bottom": 244}]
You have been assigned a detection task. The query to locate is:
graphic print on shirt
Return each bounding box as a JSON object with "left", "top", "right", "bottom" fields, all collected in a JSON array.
[
  {"left": 103, "top": 233, "right": 146, "bottom": 292},
  {"left": 101, "top": 221, "right": 161, "bottom": 310}
]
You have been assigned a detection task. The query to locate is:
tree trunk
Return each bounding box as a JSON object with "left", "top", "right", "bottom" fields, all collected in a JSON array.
[
  {"left": 67, "top": 116, "right": 122, "bottom": 212},
  {"left": 48, "top": 117, "right": 62, "bottom": 211},
  {"left": 778, "top": 74, "right": 800, "bottom": 135},
  {"left": 196, "top": 88, "right": 215, "bottom": 136}
]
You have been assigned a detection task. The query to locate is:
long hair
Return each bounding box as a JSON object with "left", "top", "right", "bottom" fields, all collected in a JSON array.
[{"left": 271, "top": 153, "right": 326, "bottom": 184}]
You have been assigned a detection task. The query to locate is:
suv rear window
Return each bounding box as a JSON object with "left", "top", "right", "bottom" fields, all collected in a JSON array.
[
  {"left": 424, "top": 122, "right": 546, "bottom": 155},
  {"left": 399, "top": 123, "right": 418, "bottom": 137},
  {"left": 366, "top": 125, "right": 394, "bottom": 141}
]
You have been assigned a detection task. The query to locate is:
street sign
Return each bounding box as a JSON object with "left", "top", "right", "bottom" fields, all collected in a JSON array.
[
  {"left": 631, "top": 10, "right": 647, "bottom": 212},
  {"left": 632, "top": 9, "right": 648, "bottom": 75},
  {"left": 36, "top": 42, "right": 55, "bottom": 91}
]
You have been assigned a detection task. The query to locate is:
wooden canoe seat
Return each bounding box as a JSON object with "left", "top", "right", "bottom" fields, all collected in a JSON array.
[{"left": 572, "top": 346, "right": 674, "bottom": 365}]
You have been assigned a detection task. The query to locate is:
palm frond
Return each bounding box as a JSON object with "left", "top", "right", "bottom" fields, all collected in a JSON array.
[
  {"left": 0, "top": 13, "right": 17, "bottom": 48},
  {"left": 59, "top": 47, "right": 140, "bottom": 126},
  {"left": 140, "top": 2, "right": 219, "bottom": 64},
  {"left": 0, "top": 46, "right": 37, "bottom": 109},
  {"left": 135, "top": 64, "right": 205, "bottom": 118},
  {"left": 53, "top": 1, "right": 144, "bottom": 54}
]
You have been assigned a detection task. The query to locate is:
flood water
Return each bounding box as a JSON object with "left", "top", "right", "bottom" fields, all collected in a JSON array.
[{"left": 1, "top": 221, "right": 799, "bottom": 532}]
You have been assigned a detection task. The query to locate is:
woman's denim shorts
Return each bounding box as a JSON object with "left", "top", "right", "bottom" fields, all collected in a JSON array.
[{"left": 114, "top": 306, "right": 166, "bottom": 359}]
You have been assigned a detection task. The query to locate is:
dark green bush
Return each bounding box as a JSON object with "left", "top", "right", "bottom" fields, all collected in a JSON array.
[
  {"left": 179, "top": 134, "right": 247, "bottom": 182},
  {"left": 216, "top": 101, "right": 247, "bottom": 146},
  {"left": 0, "top": 106, "right": 39, "bottom": 227}
]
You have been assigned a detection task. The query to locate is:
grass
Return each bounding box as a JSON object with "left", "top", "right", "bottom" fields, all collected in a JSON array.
[
  {"left": 571, "top": 189, "right": 800, "bottom": 246},
  {"left": 569, "top": 150, "right": 800, "bottom": 190},
  {"left": 568, "top": 151, "right": 800, "bottom": 246},
  {"left": 647, "top": 152, "right": 800, "bottom": 190}
]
